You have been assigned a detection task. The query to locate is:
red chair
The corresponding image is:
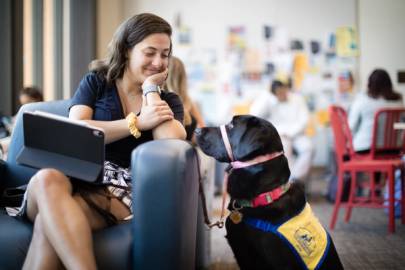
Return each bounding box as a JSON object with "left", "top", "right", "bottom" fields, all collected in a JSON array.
[
  {"left": 370, "top": 108, "right": 405, "bottom": 160},
  {"left": 329, "top": 106, "right": 405, "bottom": 233}
]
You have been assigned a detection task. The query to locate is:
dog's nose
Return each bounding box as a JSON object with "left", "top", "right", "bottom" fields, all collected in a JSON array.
[{"left": 194, "top": 128, "right": 202, "bottom": 136}]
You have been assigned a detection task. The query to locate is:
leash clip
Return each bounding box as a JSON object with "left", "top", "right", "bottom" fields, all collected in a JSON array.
[{"left": 208, "top": 220, "right": 224, "bottom": 229}]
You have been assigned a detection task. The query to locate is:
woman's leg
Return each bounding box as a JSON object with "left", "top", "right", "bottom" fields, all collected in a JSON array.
[
  {"left": 23, "top": 168, "right": 131, "bottom": 270},
  {"left": 23, "top": 214, "right": 63, "bottom": 270},
  {"left": 23, "top": 169, "right": 100, "bottom": 270}
]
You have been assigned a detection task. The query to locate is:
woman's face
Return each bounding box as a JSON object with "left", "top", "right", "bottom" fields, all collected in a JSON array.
[{"left": 126, "top": 33, "right": 171, "bottom": 84}]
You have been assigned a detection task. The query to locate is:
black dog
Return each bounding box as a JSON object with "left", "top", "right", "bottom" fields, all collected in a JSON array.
[{"left": 196, "top": 115, "right": 343, "bottom": 270}]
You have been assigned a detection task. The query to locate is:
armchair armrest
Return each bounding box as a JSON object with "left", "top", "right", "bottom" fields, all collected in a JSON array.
[
  {"left": 0, "top": 159, "right": 5, "bottom": 192},
  {"left": 132, "top": 139, "right": 199, "bottom": 270}
]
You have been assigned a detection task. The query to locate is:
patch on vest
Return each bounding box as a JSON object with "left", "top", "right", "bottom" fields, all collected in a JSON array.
[
  {"left": 277, "top": 204, "right": 328, "bottom": 269},
  {"left": 294, "top": 227, "right": 316, "bottom": 256}
]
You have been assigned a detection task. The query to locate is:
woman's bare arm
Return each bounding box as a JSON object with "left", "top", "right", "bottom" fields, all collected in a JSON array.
[
  {"left": 145, "top": 93, "right": 186, "bottom": 140},
  {"left": 69, "top": 105, "right": 130, "bottom": 144},
  {"left": 69, "top": 98, "right": 186, "bottom": 144}
]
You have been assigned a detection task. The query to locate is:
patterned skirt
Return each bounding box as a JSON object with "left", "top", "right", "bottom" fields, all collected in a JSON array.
[
  {"left": 102, "top": 160, "right": 132, "bottom": 212},
  {"left": 7, "top": 161, "right": 133, "bottom": 225}
]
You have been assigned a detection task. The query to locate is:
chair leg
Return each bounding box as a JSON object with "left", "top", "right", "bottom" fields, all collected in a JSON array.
[
  {"left": 401, "top": 167, "right": 405, "bottom": 225},
  {"left": 388, "top": 169, "right": 395, "bottom": 233},
  {"left": 345, "top": 171, "right": 356, "bottom": 222},
  {"left": 370, "top": 171, "right": 376, "bottom": 202},
  {"left": 330, "top": 170, "right": 344, "bottom": 230}
]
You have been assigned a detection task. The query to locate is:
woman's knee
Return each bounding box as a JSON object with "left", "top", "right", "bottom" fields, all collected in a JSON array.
[
  {"left": 29, "top": 168, "right": 72, "bottom": 196},
  {"left": 26, "top": 169, "right": 72, "bottom": 222}
]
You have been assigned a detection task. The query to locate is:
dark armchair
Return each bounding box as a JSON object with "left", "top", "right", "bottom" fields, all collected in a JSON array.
[{"left": 0, "top": 100, "right": 200, "bottom": 269}]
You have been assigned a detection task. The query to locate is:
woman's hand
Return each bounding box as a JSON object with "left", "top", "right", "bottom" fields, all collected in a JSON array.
[
  {"left": 136, "top": 95, "right": 174, "bottom": 131},
  {"left": 142, "top": 68, "right": 168, "bottom": 89}
]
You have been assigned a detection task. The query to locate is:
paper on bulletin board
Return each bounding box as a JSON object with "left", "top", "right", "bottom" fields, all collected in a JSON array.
[
  {"left": 244, "top": 48, "right": 262, "bottom": 73},
  {"left": 293, "top": 52, "right": 309, "bottom": 89},
  {"left": 228, "top": 26, "right": 246, "bottom": 50},
  {"left": 336, "top": 26, "right": 359, "bottom": 57},
  {"left": 177, "top": 26, "right": 192, "bottom": 45}
]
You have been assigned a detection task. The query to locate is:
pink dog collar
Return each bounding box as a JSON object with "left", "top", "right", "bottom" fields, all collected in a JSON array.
[
  {"left": 220, "top": 124, "right": 284, "bottom": 169},
  {"left": 231, "top": 151, "right": 284, "bottom": 169}
]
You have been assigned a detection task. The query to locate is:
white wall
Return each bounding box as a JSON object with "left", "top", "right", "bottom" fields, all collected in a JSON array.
[
  {"left": 358, "top": 0, "right": 405, "bottom": 95},
  {"left": 99, "top": 0, "right": 405, "bottom": 97},
  {"left": 123, "top": 0, "right": 356, "bottom": 57}
]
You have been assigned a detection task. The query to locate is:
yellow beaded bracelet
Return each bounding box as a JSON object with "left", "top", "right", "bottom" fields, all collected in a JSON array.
[{"left": 126, "top": 112, "right": 141, "bottom": 139}]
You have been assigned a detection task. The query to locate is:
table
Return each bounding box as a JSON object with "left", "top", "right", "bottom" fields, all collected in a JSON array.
[{"left": 394, "top": 122, "right": 405, "bottom": 130}]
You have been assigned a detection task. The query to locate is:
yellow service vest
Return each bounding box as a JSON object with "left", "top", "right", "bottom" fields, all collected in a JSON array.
[{"left": 244, "top": 203, "right": 329, "bottom": 270}]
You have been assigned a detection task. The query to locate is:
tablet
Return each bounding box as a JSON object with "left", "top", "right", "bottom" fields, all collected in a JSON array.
[{"left": 17, "top": 111, "right": 105, "bottom": 183}]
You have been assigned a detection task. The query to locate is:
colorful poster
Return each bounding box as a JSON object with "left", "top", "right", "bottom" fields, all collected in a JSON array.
[
  {"left": 336, "top": 26, "right": 359, "bottom": 57},
  {"left": 227, "top": 26, "right": 246, "bottom": 50},
  {"left": 177, "top": 26, "right": 192, "bottom": 45}
]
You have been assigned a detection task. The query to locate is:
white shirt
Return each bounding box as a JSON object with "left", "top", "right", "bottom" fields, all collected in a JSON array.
[
  {"left": 348, "top": 92, "right": 404, "bottom": 151},
  {"left": 250, "top": 91, "right": 309, "bottom": 138}
]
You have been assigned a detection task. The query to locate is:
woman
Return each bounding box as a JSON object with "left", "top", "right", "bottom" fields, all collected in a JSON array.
[
  {"left": 349, "top": 68, "right": 403, "bottom": 153},
  {"left": 21, "top": 13, "right": 186, "bottom": 269},
  {"left": 165, "top": 56, "right": 205, "bottom": 141}
]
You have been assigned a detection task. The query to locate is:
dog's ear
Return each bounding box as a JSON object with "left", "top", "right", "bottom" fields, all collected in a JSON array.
[{"left": 229, "top": 115, "right": 284, "bottom": 161}]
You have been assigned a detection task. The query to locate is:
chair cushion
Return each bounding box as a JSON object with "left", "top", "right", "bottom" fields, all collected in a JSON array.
[
  {"left": 0, "top": 208, "right": 133, "bottom": 270},
  {"left": 0, "top": 210, "right": 32, "bottom": 270},
  {"left": 93, "top": 221, "right": 133, "bottom": 269}
]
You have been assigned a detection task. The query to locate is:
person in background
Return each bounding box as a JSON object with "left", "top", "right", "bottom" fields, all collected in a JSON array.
[
  {"left": 349, "top": 68, "right": 403, "bottom": 153},
  {"left": 12, "top": 13, "right": 186, "bottom": 270},
  {"left": 326, "top": 69, "right": 403, "bottom": 202},
  {"left": 19, "top": 86, "right": 44, "bottom": 106},
  {"left": 335, "top": 71, "right": 355, "bottom": 111},
  {"left": 0, "top": 86, "right": 43, "bottom": 159},
  {"left": 165, "top": 56, "right": 205, "bottom": 142},
  {"left": 250, "top": 79, "right": 313, "bottom": 182},
  {"left": 349, "top": 69, "right": 403, "bottom": 216}
]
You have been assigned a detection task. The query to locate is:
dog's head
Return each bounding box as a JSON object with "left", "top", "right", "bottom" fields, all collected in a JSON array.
[
  {"left": 196, "top": 115, "right": 291, "bottom": 199},
  {"left": 196, "top": 115, "right": 284, "bottom": 163}
]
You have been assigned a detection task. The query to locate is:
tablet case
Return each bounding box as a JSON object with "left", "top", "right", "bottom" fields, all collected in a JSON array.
[{"left": 16, "top": 111, "right": 105, "bottom": 183}]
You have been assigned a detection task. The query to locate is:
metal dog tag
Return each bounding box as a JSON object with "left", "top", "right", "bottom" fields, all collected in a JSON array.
[{"left": 229, "top": 210, "right": 243, "bottom": 224}]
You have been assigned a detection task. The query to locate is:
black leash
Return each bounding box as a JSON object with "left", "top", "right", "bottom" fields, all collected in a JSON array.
[{"left": 193, "top": 147, "right": 224, "bottom": 229}]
